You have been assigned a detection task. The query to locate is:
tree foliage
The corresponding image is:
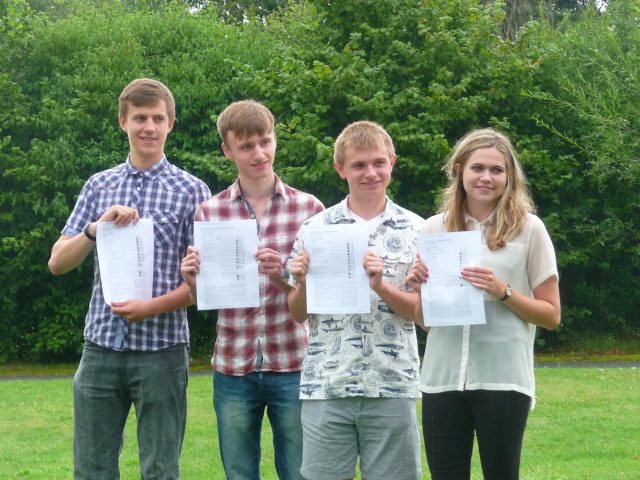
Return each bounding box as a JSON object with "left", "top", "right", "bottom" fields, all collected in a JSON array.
[
  {"left": 0, "top": 0, "right": 637, "bottom": 361},
  {"left": 520, "top": 1, "right": 640, "bottom": 341}
]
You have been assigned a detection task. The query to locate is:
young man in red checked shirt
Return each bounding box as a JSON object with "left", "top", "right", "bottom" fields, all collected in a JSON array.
[{"left": 180, "top": 100, "right": 324, "bottom": 480}]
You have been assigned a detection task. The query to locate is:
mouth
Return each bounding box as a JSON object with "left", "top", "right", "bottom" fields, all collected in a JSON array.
[{"left": 361, "top": 181, "right": 382, "bottom": 189}]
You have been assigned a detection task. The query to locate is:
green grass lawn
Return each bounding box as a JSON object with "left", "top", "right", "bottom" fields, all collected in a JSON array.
[{"left": 1, "top": 368, "right": 638, "bottom": 479}]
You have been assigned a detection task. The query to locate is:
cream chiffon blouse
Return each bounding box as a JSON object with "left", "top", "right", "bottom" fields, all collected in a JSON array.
[{"left": 418, "top": 212, "right": 558, "bottom": 404}]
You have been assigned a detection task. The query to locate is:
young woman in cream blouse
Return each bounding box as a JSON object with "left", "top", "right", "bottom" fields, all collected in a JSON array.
[{"left": 407, "top": 128, "right": 561, "bottom": 480}]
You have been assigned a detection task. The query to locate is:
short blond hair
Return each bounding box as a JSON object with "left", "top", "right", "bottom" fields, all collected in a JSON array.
[
  {"left": 216, "top": 100, "right": 275, "bottom": 144},
  {"left": 119, "top": 78, "right": 175, "bottom": 121},
  {"left": 333, "top": 121, "right": 395, "bottom": 165}
]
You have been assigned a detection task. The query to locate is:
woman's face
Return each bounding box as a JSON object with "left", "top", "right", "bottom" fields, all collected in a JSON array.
[{"left": 461, "top": 147, "right": 508, "bottom": 211}]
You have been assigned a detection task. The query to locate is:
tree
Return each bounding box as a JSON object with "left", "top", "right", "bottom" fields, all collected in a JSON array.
[
  {"left": 0, "top": 0, "right": 276, "bottom": 360},
  {"left": 521, "top": 1, "right": 640, "bottom": 341}
]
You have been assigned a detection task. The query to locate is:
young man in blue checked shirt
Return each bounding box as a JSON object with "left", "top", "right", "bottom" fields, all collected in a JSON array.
[{"left": 48, "top": 78, "right": 210, "bottom": 479}]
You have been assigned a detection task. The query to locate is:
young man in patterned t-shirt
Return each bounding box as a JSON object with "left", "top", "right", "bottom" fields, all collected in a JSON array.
[
  {"left": 287, "top": 121, "right": 424, "bottom": 480},
  {"left": 180, "top": 100, "right": 324, "bottom": 479}
]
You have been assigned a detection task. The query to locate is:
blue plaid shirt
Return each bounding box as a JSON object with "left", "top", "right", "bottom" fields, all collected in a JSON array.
[{"left": 62, "top": 156, "right": 211, "bottom": 351}]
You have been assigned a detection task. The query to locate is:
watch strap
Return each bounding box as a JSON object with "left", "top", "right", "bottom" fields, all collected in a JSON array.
[{"left": 83, "top": 223, "right": 96, "bottom": 242}]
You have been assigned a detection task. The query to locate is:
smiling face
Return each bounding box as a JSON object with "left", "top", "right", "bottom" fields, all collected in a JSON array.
[
  {"left": 335, "top": 145, "right": 396, "bottom": 202},
  {"left": 119, "top": 100, "right": 173, "bottom": 169},
  {"left": 222, "top": 129, "right": 276, "bottom": 183},
  {"left": 461, "top": 147, "right": 507, "bottom": 214}
]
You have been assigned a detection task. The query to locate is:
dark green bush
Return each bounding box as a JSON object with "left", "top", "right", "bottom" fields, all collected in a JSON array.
[{"left": 1, "top": 0, "right": 637, "bottom": 362}]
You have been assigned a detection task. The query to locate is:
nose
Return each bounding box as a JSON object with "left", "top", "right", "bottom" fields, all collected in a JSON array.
[
  {"left": 254, "top": 145, "right": 267, "bottom": 160},
  {"left": 479, "top": 169, "right": 492, "bottom": 182},
  {"left": 364, "top": 163, "right": 377, "bottom": 177},
  {"left": 142, "top": 118, "right": 155, "bottom": 131}
]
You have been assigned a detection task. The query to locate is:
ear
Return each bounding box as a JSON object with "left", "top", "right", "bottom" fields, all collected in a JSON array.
[
  {"left": 118, "top": 116, "right": 127, "bottom": 132},
  {"left": 389, "top": 153, "right": 397, "bottom": 169},
  {"left": 167, "top": 117, "right": 175, "bottom": 132},
  {"left": 334, "top": 160, "right": 347, "bottom": 179},
  {"left": 221, "top": 142, "right": 232, "bottom": 160}
]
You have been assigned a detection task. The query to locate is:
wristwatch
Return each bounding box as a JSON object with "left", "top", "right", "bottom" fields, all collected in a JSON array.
[
  {"left": 499, "top": 284, "right": 512, "bottom": 301},
  {"left": 83, "top": 223, "right": 96, "bottom": 242}
]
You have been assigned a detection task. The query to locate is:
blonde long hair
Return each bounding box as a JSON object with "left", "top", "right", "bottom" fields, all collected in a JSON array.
[{"left": 440, "top": 128, "right": 534, "bottom": 250}]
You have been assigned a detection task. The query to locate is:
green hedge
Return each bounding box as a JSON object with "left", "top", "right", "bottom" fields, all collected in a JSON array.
[{"left": 1, "top": 0, "right": 637, "bottom": 361}]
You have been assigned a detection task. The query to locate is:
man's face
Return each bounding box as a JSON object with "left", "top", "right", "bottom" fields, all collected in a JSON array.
[
  {"left": 222, "top": 130, "right": 276, "bottom": 183},
  {"left": 334, "top": 145, "right": 395, "bottom": 201},
  {"left": 119, "top": 100, "right": 173, "bottom": 167}
]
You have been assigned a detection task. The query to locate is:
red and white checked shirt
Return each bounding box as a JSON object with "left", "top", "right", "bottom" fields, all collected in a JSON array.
[{"left": 196, "top": 175, "right": 324, "bottom": 375}]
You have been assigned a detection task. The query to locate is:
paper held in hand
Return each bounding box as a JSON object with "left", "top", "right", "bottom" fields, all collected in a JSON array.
[
  {"left": 417, "top": 230, "right": 486, "bottom": 327},
  {"left": 194, "top": 219, "right": 260, "bottom": 310},
  {"left": 303, "top": 223, "right": 370, "bottom": 314},
  {"left": 96, "top": 218, "right": 154, "bottom": 305}
]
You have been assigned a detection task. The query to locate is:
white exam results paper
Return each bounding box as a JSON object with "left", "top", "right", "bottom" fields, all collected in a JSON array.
[
  {"left": 194, "top": 219, "right": 260, "bottom": 310},
  {"left": 96, "top": 218, "right": 154, "bottom": 305},
  {"left": 304, "top": 223, "right": 370, "bottom": 314},
  {"left": 417, "top": 230, "right": 486, "bottom": 326}
]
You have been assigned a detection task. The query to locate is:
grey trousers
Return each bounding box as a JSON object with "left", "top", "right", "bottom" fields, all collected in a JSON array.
[{"left": 73, "top": 341, "right": 188, "bottom": 480}]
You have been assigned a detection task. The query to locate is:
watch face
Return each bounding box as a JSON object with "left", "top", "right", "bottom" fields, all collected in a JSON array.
[{"left": 500, "top": 285, "right": 512, "bottom": 301}]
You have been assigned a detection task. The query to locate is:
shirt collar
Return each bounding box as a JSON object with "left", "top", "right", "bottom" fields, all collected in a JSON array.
[
  {"left": 125, "top": 155, "right": 168, "bottom": 179},
  {"left": 464, "top": 209, "right": 496, "bottom": 228},
  {"left": 337, "top": 195, "right": 396, "bottom": 222},
  {"left": 230, "top": 174, "right": 288, "bottom": 202}
]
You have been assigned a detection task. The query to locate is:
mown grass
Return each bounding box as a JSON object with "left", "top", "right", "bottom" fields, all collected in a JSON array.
[{"left": 1, "top": 367, "right": 638, "bottom": 479}]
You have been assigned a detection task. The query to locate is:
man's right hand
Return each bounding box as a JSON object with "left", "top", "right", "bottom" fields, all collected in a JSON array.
[
  {"left": 98, "top": 205, "right": 140, "bottom": 226},
  {"left": 180, "top": 246, "right": 200, "bottom": 289},
  {"left": 289, "top": 249, "right": 310, "bottom": 286}
]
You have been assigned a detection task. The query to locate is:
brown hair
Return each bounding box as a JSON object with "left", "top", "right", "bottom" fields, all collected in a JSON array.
[
  {"left": 334, "top": 120, "right": 395, "bottom": 165},
  {"left": 118, "top": 78, "right": 176, "bottom": 121},
  {"left": 440, "top": 128, "right": 534, "bottom": 250},
  {"left": 216, "top": 100, "right": 275, "bottom": 144}
]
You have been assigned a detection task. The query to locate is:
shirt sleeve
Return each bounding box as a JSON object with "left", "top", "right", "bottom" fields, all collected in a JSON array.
[
  {"left": 61, "top": 178, "right": 96, "bottom": 237},
  {"left": 186, "top": 181, "right": 211, "bottom": 246},
  {"left": 527, "top": 215, "right": 559, "bottom": 289}
]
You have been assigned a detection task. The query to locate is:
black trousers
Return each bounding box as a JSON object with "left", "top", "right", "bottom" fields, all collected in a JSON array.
[{"left": 422, "top": 389, "right": 531, "bottom": 480}]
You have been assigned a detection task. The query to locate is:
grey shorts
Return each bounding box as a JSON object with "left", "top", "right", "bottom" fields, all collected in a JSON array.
[{"left": 300, "top": 397, "right": 422, "bottom": 480}]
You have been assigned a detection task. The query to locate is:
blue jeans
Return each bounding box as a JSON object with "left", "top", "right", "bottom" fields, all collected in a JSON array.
[
  {"left": 213, "top": 371, "right": 303, "bottom": 480},
  {"left": 73, "top": 342, "right": 188, "bottom": 480}
]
